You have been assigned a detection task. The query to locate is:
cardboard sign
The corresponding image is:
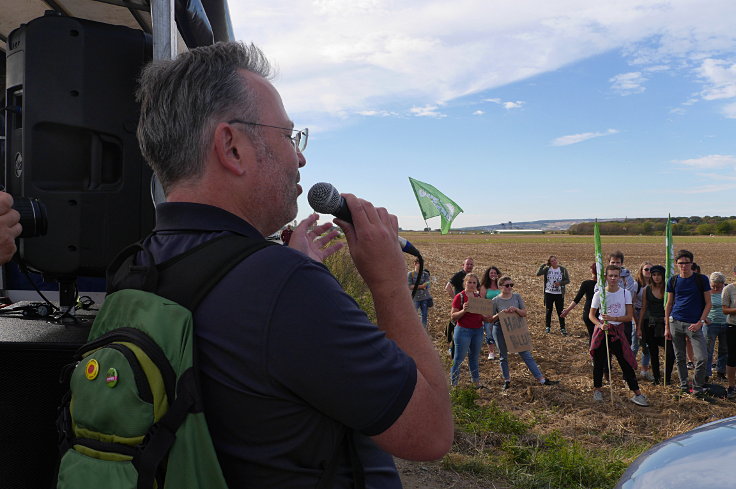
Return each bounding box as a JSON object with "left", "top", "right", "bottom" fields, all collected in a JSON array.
[
  {"left": 466, "top": 296, "right": 493, "bottom": 316},
  {"left": 498, "top": 311, "right": 533, "bottom": 353}
]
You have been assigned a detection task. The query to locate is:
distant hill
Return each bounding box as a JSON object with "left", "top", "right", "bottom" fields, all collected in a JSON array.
[{"left": 458, "top": 218, "right": 624, "bottom": 232}]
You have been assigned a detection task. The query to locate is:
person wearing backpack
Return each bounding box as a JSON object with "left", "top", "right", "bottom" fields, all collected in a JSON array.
[
  {"left": 665, "top": 249, "right": 711, "bottom": 397},
  {"left": 78, "top": 41, "right": 452, "bottom": 489}
]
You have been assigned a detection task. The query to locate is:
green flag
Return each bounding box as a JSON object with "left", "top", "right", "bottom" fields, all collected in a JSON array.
[
  {"left": 408, "top": 177, "right": 463, "bottom": 234},
  {"left": 665, "top": 214, "right": 674, "bottom": 308},
  {"left": 594, "top": 220, "right": 607, "bottom": 315}
]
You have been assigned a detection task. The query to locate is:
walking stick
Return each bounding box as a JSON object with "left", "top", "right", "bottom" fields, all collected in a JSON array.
[
  {"left": 604, "top": 327, "right": 614, "bottom": 404},
  {"left": 664, "top": 334, "right": 668, "bottom": 387}
]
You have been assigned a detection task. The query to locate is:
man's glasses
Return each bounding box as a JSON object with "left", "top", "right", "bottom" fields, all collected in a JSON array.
[
  {"left": 676, "top": 261, "right": 692, "bottom": 266},
  {"left": 503, "top": 283, "right": 514, "bottom": 288},
  {"left": 228, "top": 119, "right": 308, "bottom": 153}
]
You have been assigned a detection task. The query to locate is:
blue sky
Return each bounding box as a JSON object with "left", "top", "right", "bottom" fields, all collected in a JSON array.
[{"left": 229, "top": 1, "right": 736, "bottom": 230}]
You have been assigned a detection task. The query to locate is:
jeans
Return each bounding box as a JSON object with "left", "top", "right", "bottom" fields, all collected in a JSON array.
[
  {"left": 671, "top": 319, "right": 708, "bottom": 390},
  {"left": 483, "top": 322, "right": 496, "bottom": 345},
  {"left": 703, "top": 322, "right": 729, "bottom": 376},
  {"left": 492, "top": 323, "right": 543, "bottom": 381},
  {"left": 413, "top": 299, "right": 429, "bottom": 329},
  {"left": 450, "top": 326, "right": 483, "bottom": 385}
]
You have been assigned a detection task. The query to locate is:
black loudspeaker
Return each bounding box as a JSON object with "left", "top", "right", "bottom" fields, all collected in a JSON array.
[
  {"left": 4, "top": 13, "right": 154, "bottom": 278},
  {"left": 0, "top": 320, "right": 89, "bottom": 489}
]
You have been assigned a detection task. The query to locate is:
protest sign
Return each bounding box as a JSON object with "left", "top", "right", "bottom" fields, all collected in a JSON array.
[
  {"left": 466, "top": 296, "right": 493, "bottom": 316},
  {"left": 498, "top": 311, "right": 532, "bottom": 353}
]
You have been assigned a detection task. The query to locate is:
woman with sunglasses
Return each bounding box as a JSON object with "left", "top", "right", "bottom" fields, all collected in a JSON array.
[
  {"left": 449, "top": 273, "right": 486, "bottom": 386},
  {"left": 480, "top": 266, "right": 502, "bottom": 360},
  {"left": 490, "top": 276, "right": 557, "bottom": 390},
  {"left": 633, "top": 262, "right": 653, "bottom": 380}
]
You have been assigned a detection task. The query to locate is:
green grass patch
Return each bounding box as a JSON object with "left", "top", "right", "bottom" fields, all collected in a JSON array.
[
  {"left": 448, "top": 388, "right": 640, "bottom": 489},
  {"left": 324, "top": 249, "right": 376, "bottom": 323}
]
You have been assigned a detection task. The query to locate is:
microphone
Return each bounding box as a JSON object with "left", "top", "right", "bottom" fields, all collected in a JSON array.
[{"left": 308, "top": 182, "right": 422, "bottom": 258}]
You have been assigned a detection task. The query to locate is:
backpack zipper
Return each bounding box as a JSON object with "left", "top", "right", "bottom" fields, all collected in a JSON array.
[{"left": 105, "top": 343, "right": 154, "bottom": 404}]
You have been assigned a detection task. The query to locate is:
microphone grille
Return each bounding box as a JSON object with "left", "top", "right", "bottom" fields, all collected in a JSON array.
[{"left": 308, "top": 182, "right": 341, "bottom": 214}]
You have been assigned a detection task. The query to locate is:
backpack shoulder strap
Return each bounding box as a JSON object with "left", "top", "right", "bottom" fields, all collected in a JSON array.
[
  {"left": 107, "top": 234, "right": 276, "bottom": 310},
  {"left": 668, "top": 275, "right": 677, "bottom": 295},
  {"left": 155, "top": 234, "right": 276, "bottom": 310}
]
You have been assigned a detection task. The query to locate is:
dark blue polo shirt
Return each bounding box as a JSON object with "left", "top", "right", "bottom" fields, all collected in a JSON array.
[{"left": 143, "top": 202, "right": 416, "bottom": 489}]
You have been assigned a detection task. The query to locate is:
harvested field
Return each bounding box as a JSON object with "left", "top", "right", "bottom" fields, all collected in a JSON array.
[{"left": 398, "top": 233, "right": 736, "bottom": 487}]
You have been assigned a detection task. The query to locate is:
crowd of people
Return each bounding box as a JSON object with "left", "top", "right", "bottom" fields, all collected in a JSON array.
[{"left": 408, "top": 248, "right": 736, "bottom": 406}]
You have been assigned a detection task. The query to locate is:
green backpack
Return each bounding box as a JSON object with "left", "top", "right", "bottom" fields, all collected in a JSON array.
[{"left": 56, "top": 234, "right": 274, "bottom": 489}]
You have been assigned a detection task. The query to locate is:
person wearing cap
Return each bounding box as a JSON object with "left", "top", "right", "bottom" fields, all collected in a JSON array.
[{"left": 639, "top": 265, "right": 674, "bottom": 385}]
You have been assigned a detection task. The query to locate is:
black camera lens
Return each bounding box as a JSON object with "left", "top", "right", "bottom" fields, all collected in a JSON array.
[{"left": 12, "top": 197, "right": 48, "bottom": 238}]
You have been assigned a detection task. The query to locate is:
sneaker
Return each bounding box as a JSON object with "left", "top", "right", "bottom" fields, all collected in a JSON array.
[
  {"left": 593, "top": 390, "right": 603, "bottom": 402},
  {"left": 727, "top": 387, "right": 736, "bottom": 399},
  {"left": 545, "top": 327, "right": 551, "bottom": 334},
  {"left": 630, "top": 394, "right": 650, "bottom": 406},
  {"left": 540, "top": 378, "right": 559, "bottom": 386},
  {"left": 503, "top": 380, "right": 511, "bottom": 390},
  {"left": 488, "top": 352, "right": 495, "bottom": 360},
  {"left": 641, "top": 371, "right": 654, "bottom": 381},
  {"left": 687, "top": 361, "right": 695, "bottom": 370},
  {"left": 561, "top": 328, "right": 568, "bottom": 336}
]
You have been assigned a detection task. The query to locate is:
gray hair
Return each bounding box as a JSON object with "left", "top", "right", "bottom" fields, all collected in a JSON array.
[
  {"left": 710, "top": 272, "right": 726, "bottom": 284},
  {"left": 136, "top": 42, "right": 272, "bottom": 193}
]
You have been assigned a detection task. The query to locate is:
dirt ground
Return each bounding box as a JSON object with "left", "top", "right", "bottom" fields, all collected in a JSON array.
[{"left": 395, "top": 234, "right": 736, "bottom": 488}]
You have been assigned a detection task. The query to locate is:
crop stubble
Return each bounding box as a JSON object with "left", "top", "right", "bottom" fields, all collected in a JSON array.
[{"left": 408, "top": 234, "right": 736, "bottom": 455}]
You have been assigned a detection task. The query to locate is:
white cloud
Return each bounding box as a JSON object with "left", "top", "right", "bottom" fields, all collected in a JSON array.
[
  {"left": 723, "top": 102, "right": 736, "bottom": 118},
  {"left": 698, "top": 58, "right": 736, "bottom": 100},
  {"left": 357, "top": 109, "right": 398, "bottom": 117},
  {"left": 409, "top": 105, "right": 446, "bottom": 118},
  {"left": 229, "top": 1, "right": 736, "bottom": 125},
  {"left": 610, "top": 72, "right": 647, "bottom": 95},
  {"left": 551, "top": 129, "right": 619, "bottom": 146},
  {"left": 682, "top": 183, "right": 736, "bottom": 194},
  {"left": 503, "top": 101, "right": 524, "bottom": 109},
  {"left": 473, "top": 110, "right": 485, "bottom": 116},
  {"left": 484, "top": 98, "right": 525, "bottom": 110},
  {"left": 673, "top": 154, "right": 736, "bottom": 169}
]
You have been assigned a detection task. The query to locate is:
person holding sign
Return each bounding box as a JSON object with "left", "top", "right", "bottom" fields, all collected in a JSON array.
[
  {"left": 490, "top": 276, "right": 558, "bottom": 390},
  {"left": 589, "top": 265, "right": 649, "bottom": 406},
  {"left": 449, "top": 273, "right": 486, "bottom": 386}
]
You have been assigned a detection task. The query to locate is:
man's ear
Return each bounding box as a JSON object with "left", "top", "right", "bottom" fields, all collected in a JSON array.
[{"left": 213, "top": 122, "right": 255, "bottom": 176}]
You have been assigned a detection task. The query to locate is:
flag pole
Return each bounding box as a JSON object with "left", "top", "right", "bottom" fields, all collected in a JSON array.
[
  {"left": 605, "top": 330, "right": 613, "bottom": 403},
  {"left": 664, "top": 214, "right": 674, "bottom": 386}
]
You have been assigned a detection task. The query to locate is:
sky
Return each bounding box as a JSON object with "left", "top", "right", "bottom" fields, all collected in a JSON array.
[{"left": 228, "top": 0, "right": 736, "bottom": 230}]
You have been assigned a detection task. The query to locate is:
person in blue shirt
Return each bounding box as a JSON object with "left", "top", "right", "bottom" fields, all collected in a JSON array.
[
  {"left": 665, "top": 249, "right": 711, "bottom": 396},
  {"left": 135, "top": 41, "right": 452, "bottom": 488}
]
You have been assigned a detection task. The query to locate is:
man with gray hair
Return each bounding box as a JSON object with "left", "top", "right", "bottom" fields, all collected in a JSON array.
[{"left": 135, "top": 42, "right": 452, "bottom": 488}]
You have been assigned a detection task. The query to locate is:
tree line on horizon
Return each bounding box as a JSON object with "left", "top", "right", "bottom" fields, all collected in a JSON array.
[{"left": 568, "top": 216, "right": 736, "bottom": 235}]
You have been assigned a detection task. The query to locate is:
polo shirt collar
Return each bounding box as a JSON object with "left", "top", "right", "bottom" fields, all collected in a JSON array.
[{"left": 154, "top": 202, "right": 264, "bottom": 238}]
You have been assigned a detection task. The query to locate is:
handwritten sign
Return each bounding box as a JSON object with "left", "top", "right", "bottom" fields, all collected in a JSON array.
[
  {"left": 498, "top": 311, "right": 533, "bottom": 353},
  {"left": 466, "top": 296, "right": 493, "bottom": 316}
]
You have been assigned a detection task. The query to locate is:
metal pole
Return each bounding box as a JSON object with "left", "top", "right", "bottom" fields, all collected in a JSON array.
[{"left": 150, "top": 0, "right": 177, "bottom": 61}]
